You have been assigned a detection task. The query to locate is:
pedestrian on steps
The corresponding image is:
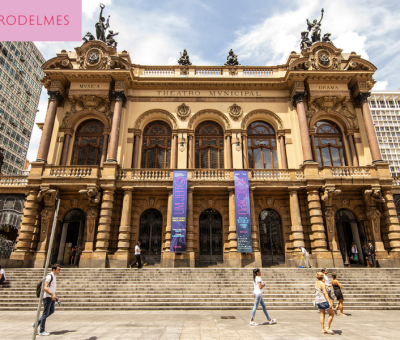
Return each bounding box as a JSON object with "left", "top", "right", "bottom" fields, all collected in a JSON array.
[
  {"left": 331, "top": 272, "right": 347, "bottom": 316},
  {"left": 129, "top": 242, "right": 142, "bottom": 269},
  {"left": 33, "top": 264, "right": 61, "bottom": 336},
  {"left": 250, "top": 268, "right": 276, "bottom": 326},
  {"left": 0, "top": 265, "right": 5, "bottom": 284},
  {"left": 368, "top": 242, "right": 377, "bottom": 268},
  {"left": 299, "top": 246, "right": 312, "bottom": 268},
  {"left": 315, "top": 271, "right": 335, "bottom": 334}
]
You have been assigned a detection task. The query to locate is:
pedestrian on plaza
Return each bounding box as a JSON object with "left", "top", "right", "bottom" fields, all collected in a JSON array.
[
  {"left": 129, "top": 242, "right": 142, "bottom": 269},
  {"left": 33, "top": 264, "right": 61, "bottom": 336},
  {"left": 368, "top": 242, "right": 377, "bottom": 268},
  {"left": 331, "top": 272, "right": 347, "bottom": 316},
  {"left": 69, "top": 246, "right": 76, "bottom": 265},
  {"left": 322, "top": 268, "right": 334, "bottom": 305},
  {"left": 299, "top": 246, "right": 312, "bottom": 268},
  {"left": 315, "top": 271, "right": 335, "bottom": 334},
  {"left": 0, "top": 265, "right": 5, "bottom": 284},
  {"left": 351, "top": 242, "right": 359, "bottom": 265},
  {"left": 250, "top": 268, "right": 276, "bottom": 326}
]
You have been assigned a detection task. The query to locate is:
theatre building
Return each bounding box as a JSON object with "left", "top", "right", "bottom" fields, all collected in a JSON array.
[{"left": 6, "top": 38, "right": 400, "bottom": 269}]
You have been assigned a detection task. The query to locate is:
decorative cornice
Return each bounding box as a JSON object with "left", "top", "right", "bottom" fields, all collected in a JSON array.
[
  {"left": 134, "top": 109, "right": 178, "bottom": 129},
  {"left": 187, "top": 109, "right": 231, "bottom": 130},
  {"left": 241, "top": 109, "right": 284, "bottom": 130}
]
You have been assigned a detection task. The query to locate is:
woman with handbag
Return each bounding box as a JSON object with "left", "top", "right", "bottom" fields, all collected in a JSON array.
[
  {"left": 315, "top": 272, "right": 335, "bottom": 334},
  {"left": 351, "top": 242, "right": 359, "bottom": 264},
  {"left": 331, "top": 272, "right": 347, "bottom": 316}
]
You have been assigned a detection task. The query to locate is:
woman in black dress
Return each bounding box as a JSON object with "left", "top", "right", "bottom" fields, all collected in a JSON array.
[{"left": 331, "top": 272, "right": 347, "bottom": 316}]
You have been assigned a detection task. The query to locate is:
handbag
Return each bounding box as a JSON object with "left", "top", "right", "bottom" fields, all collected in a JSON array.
[{"left": 354, "top": 253, "right": 358, "bottom": 261}]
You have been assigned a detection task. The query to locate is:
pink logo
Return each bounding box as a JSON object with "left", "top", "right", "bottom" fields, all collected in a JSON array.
[{"left": 0, "top": 0, "right": 82, "bottom": 41}]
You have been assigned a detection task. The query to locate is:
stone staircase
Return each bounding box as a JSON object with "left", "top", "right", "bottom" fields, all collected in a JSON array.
[{"left": 1, "top": 268, "right": 400, "bottom": 311}]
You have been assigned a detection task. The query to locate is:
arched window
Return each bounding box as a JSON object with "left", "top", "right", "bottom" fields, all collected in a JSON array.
[
  {"left": 141, "top": 121, "right": 172, "bottom": 169},
  {"left": 314, "top": 120, "right": 347, "bottom": 167},
  {"left": 195, "top": 121, "right": 224, "bottom": 169},
  {"left": 71, "top": 120, "right": 104, "bottom": 166},
  {"left": 247, "top": 121, "right": 278, "bottom": 169}
]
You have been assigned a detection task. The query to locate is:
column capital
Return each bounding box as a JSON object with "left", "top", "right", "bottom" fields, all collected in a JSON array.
[
  {"left": 121, "top": 187, "right": 134, "bottom": 192},
  {"left": 291, "top": 91, "right": 308, "bottom": 104},
  {"left": 48, "top": 90, "right": 64, "bottom": 102},
  {"left": 353, "top": 92, "right": 371, "bottom": 106},
  {"left": 112, "top": 90, "right": 126, "bottom": 102},
  {"left": 287, "top": 186, "right": 300, "bottom": 193}
]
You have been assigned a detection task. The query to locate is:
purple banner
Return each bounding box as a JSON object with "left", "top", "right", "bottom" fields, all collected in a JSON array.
[
  {"left": 170, "top": 171, "right": 187, "bottom": 252},
  {"left": 234, "top": 171, "right": 253, "bottom": 253}
]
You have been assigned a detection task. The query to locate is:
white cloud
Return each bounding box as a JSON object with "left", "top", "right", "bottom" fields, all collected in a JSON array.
[
  {"left": 333, "top": 31, "right": 368, "bottom": 60},
  {"left": 372, "top": 80, "right": 388, "bottom": 91}
]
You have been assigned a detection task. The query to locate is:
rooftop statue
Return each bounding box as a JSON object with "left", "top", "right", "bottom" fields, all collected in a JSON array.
[
  {"left": 106, "top": 30, "right": 119, "bottom": 49},
  {"left": 300, "top": 31, "right": 312, "bottom": 50},
  {"left": 95, "top": 3, "right": 110, "bottom": 42},
  {"left": 322, "top": 33, "right": 333, "bottom": 44},
  {"left": 178, "top": 49, "right": 192, "bottom": 66},
  {"left": 306, "top": 8, "right": 324, "bottom": 43},
  {"left": 225, "top": 49, "right": 240, "bottom": 66}
]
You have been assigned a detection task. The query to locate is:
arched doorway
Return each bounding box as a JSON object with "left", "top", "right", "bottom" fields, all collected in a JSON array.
[
  {"left": 199, "top": 209, "right": 223, "bottom": 266},
  {"left": 55, "top": 209, "right": 86, "bottom": 266},
  {"left": 259, "top": 209, "right": 284, "bottom": 266},
  {"left": 139, "top": 209, "right": 162, "bottom": 264},
  {"left": 335, "top": 209, "right": 365, "bottom": 265}
]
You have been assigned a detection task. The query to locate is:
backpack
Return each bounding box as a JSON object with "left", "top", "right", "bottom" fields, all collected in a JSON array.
[{"left": 36, "top": 274, "right": 53, "bottom": 298}]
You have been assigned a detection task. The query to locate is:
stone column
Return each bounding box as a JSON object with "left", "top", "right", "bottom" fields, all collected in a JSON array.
[
  {"left": 164, "top": 189, "right": 173, "bottom": 252},
  {"left": 307, "top": 189, "right": 328, "bottom": 252},
  {"left": 347, "top": 134, "right": 359, "bottom": 166},
  {"left": 118, "top": 189, "right": 133, "bottom": 251},
  {"left": 37, "top": 91, "right": 63, "bottom": 162},
  {"left": 171, "top": 133, "right": 178, "bottom": 169},
  {"left": 356, "top": 92, "right": 383, "bottom": 163},
  {"left": 60, "top": 132, "right": 72, "bottom": 165},
  {"left": 100, "top": 133, "right": 109, "bottom": 167},
  {"left": 132, "top": 134, "right": 141, "bottom": 168},
  {"left": 382, "top": 190, "right": 400, "bottom": 254},
  {"left": 249, "top": 188, "right": 260, "bottom": 253},
  {"left": 242, "top": 134, "right": 249, "bottom": 168},
  {"left": 289, "top": 188, "right": 305, "bottom": 249},
  {"left": 228, "top": 188, "right": 237, "bottom": 252},
  {"left": 107, "top": 91, "right": 126, "bottom": 162},
  {"left": 279, "top": 135, "right": 288, "bottom": 169},
  {"left": 186, "top": 188, "right": 194, "bottom": 252},
  {"left": 10, "top": 189, "right": 40, "bottom": 263},
  {"left": 188, "top": 134, "right": 193, "bottom": 168},
  {"left": 292, "top": 92, "right": 314, "bottom": 163},
  {"left": 226, "top": 134, "right": 232, "bottom": 168}
]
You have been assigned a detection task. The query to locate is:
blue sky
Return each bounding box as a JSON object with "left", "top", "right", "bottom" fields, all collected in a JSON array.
[{"left": 28, "top": 0, "right": 400, "bottom": 162}]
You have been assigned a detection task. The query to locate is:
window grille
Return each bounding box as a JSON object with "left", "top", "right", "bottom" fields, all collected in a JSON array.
[{"left": 195, "top": 121, "right": 224, "bottom": 169}]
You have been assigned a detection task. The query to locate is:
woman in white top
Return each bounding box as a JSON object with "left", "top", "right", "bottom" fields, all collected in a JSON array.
[
  {"left": 315, "top": 271, "right": 335, "bottom": 334},
  {"left": 351, "top": 242, "right": 359, "bottom": 264},
  {"left": 250, "top": 268, "right": 276, "bottom": 326}
]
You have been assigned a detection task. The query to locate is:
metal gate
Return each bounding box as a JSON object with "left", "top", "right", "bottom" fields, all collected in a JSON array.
[
  {"left": 139, "top": 209, "right": 162, "bottom": 264},
  {"left": 199, "top": 209, "right": 223, "bottom": 265},
  {"left": 259, "top": 209, "right": 284, "bottom": 266}
]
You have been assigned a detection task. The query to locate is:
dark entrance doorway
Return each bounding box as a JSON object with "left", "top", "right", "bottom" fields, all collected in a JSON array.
[
  {"left": 55, "top": 209, "right": 86, "bottom": 266},
  {"left": 139, "top": 209, "right": 162, "bottom": 264},
  {"left": 259, "top": 209, "right": 284, "bottom": 266},
  {"left": 199, "top": 209, "right": 223, "bottom": 266},
  {"left": 335, "top": 209, "right": 364, "bottom": 265}
]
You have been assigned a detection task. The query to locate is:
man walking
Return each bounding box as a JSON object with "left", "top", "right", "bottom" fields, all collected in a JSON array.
[
  {"left": 0, "top": 265, "right": 5, "bottom": 284},
  {"left": 368, "top": 242, "right": 377, "bottom": 268},
  {"left": 33, "top": 264, "right": 61, "bottom": 336},
  {"left": 129, "top": 242, "right": 142, "bottom": 269}
]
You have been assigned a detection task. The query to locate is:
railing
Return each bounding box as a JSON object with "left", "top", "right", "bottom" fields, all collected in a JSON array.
[
  {"left": 118, "top": 169, "right": 172, "bottom": 180},
  {"left": 250, "top": 169, "right": 305, "bottom": 180},
  {"left": 44, "top": 166, "right": 100, "bottom": 178},
  {"left": 0, "top": 176, "right": 28, "bottom": 186},
  {"left": 329, "top": 167, "right": 372, "bottom": 178},
  {"left": 190, "top": 170, "right": 231, "bottom": 180},
  {"left": 143, "top": 69, "right": 174, "bottom": 76},
  {"left": 243, "top": 69, "right": 273, "bottom": 76},
  {"left": 393, "top": 178, "right": 400, "bottom": 186},
  {"left": 195, "top": 69, "right": 222, "bottom": 76}
]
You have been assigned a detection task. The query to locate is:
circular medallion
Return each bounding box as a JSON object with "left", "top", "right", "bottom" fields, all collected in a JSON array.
[
  {"left": 318, "top": 52, "right": 330, "bottom": 66},
  {"left": 86, "top": 48, "right": 102, "bottom": 66}
]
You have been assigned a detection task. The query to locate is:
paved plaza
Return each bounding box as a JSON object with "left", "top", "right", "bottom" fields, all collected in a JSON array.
[{"left": 1, "top": 310, "right": 398, "bottom": 340}]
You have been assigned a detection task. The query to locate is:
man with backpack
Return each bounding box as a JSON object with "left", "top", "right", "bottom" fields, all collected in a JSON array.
[{"left": 33, "top": 264, "right": 61, "bottom": 336}]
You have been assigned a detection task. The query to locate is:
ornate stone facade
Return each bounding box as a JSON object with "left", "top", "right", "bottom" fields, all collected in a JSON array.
[{"left": 2, "top": 38, "right": 400, "bottom": 269}]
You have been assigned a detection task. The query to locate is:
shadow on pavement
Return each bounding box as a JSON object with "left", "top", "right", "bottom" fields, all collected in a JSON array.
[{"left": 50, "top": 330, "right": 77, "bottom": 335}]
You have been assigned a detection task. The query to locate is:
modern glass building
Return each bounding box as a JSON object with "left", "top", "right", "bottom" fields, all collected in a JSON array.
[{"left": 0, "top": 41, "right": 46, "bottom": 175}]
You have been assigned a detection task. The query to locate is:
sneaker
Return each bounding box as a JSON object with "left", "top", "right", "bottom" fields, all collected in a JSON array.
[
  {"left": 268, "top": 319, "right": 277, "bottom": 325},
  {"left": 249, "top": 321, "right": 258, "bottom": 326},
  {"left": 39, "top": 331, "right": 50, "bottom": 336},
  {"left": 129, "top": 265, "right": 131, "bottom": 269},
  {"left": 312, "top": 300, "right": 316, "bottom": 307}
]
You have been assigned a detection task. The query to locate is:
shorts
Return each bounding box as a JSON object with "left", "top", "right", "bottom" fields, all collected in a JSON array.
[{"left": 317, "top": 301, "right": 330, "bottom": 310}]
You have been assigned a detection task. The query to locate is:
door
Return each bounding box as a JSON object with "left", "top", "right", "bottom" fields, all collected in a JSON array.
[
  {"left": 259, "top": 209, "right": 284, "bottom": 266},
  {"left": 139, "top": 209, "right": 162, "bottom": 264},
  {"left": 199, "top": 209, "right": 223, "bottom": 265},
  {"left": 335, "top": 209, "right": 359, "bottom": 265},
  {"left": 61, "top": 209, "right": 86, "bottom": 266}
]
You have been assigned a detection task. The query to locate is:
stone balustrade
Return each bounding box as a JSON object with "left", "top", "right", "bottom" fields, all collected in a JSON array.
[
  {"left": 190, "top": 170, "right": 231, "bottom": 180},
  {"left": 195, "top": 68, "right": 222, "bottom": 76},
  {"left": 118, "top": 169, "right": 172, "bottom": 180},
  {"left": 324, "top": 166, "right": 374, "bottom": 178},
  {"left": 243, "top": 69, "right": 273, "bottom": 76},
  {"left": 0, "top": 176, "right": 28, "bottom": 186},
  {"left": 393, "top": 178, "right": 400, "bottom": 186},
  {"left": 44, "top": 166, "right": 99, "bottom": 178},
  {"left": 143, "top": 69, "right": 174, "bottom": 76}
]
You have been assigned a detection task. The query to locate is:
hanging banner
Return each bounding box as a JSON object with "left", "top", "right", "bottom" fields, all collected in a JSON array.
[
  {"left": 234, "top": 171, "right": 253, "bottom": 253},
  {"left": 170, "top": 171, "right": 188, "bottom": 252}
]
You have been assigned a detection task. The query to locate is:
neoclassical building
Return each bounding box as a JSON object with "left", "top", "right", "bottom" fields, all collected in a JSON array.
[{"left": 5, "top": 39, "right": 400, "bottom": 268}]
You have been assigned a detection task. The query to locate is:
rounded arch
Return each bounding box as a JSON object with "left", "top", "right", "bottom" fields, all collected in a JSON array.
[
  {"left": 335, "top": 208, "right": 357, "bottom": 223},
  {"left": 241, "top": 109, "right": 284, "bottom": 131},
  {"left": 62, "top": 208, "right": 86, "bottom": 223},
  {"left": 134, "top": 109, "right": 178, "bottom": 130},
  {"left": 188, "top": 109, "right": 231, "bottom": 130},
  {"left": 63, "top": 109, "right": 111, "bottom": 130},
  {"left": 310, "top": 110, "right": 352, "bottom": 133}
]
